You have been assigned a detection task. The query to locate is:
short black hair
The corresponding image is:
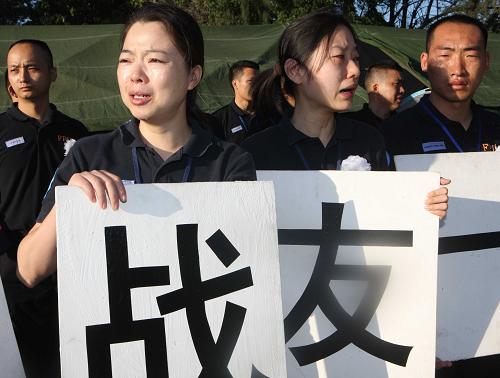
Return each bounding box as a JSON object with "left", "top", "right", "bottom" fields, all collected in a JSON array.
[
  {"left": 364, "top": 60, "right": 403, "bottom": 89},
  {"left": 366, "top": 60, "right": 403, "bottom": 73},
  {"left": 426, "top": 14, "right": 488, "bottom": 51},
  {"left": 7, "top": 39, "right": 54, "bottom": 68},
  {"left": 229, "top": 60, "right": 259, "bottom": 85}
]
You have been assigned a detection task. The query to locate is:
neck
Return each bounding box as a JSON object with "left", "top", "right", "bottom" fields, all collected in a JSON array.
[
  {"left": 368, "top": 101, "right": 391, "bottom": 120},
  {"left": 429, "top": 92, "right": 473, "bottom": 131},
  {"left": 291, "top": 99, "right": 335, "bottom": 147},
  {"left": 17, "top": 98, "right": 51, "bottom": 123},
  {"left": 138, "top": 112, "right": 192, "bottom": 161},
  {"left": 234, "top": 97, "right": 251, "bottom": 113}
]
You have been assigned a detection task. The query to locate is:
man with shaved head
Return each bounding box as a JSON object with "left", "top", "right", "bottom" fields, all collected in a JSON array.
[
  {"left": 342, "top": 61, "right": 405, "bottom": 131},
  {"left": 0, "top": 39, "right": 88, "bottom": 377}
]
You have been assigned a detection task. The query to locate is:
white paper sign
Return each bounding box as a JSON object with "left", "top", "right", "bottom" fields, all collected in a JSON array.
[
  {"left": 0, "top": 279, "right": 25, "bottom": 377},
  {"left": 257, "top": 171, "right": 440, "bottom": 378},
  {"left": 396, "top": 152, "right": 500, "bottom": 361},
  {"left": 56, "top": 182, "right": 286, "bottom": 378}
]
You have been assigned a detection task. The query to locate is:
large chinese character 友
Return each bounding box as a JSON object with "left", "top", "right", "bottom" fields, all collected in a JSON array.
[{"left": 278, "top": 202, "right": 414, "bottom": 367}]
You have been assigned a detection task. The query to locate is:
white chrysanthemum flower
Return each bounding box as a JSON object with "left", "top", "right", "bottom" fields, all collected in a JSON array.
[
  {"left": 64, "top": 139, "right": 76, "bottom": 156},
  {"left": 340, "top": 155, "right": 371, "bottom": 171}
]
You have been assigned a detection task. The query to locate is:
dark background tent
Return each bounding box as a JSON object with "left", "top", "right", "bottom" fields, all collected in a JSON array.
[{"left": 1, "top": 24, "right": 498, "bottom": 131}]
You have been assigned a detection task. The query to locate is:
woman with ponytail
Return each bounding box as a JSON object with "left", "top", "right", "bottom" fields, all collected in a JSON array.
[
  {"left": 17, "top": 3, "right": 256, "bottom": 288},
  {"left": 242, "top": 7, "right": 448, "bottom": 215}
]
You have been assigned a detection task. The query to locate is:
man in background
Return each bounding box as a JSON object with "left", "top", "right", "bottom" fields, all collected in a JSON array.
[
  {"left": 212, "top": 60, "right": 259, "bottom": 143},
  {"left": 342, "top": 61, "right": 405, "bottom": 131},
  {"left": 0, "top": 39, "right": 88, "bottom": 377}
]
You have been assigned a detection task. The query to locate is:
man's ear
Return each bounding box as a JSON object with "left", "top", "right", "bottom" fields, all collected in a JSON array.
[
  {"left": 187, "top": 65, "right": 202, "bottom": 91},
  {"left": 50, "top": 67, "right": 57, "bottom": 82},
  {"left": 284, "top": 58, "right": 306, "bottom": 85},
  {"left": 7, "top": 84, "right": 17, "bottom": 100},
  {"left": 420, "top": 52, "right": 429, "bottom": 73},
  {"left": 372, "top": 83, "right": 379, "bottom": 93}
]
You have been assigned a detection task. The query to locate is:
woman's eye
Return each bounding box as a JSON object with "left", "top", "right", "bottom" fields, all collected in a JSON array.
[
  {"left": 149, "top": 58, "right": 164, "bottom": 63},
  {"left": 118, "top": 58, "right": 130, "bottom": 63}
]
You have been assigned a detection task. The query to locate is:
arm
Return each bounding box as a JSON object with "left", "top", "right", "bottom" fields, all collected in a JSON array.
[{"left": 17, "top": 170, "right": 127, "bottom": 288}]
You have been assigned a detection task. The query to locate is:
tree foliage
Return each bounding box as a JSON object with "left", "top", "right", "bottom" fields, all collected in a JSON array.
[{"left": 2, "top": 0, "right": 498, "bottom": 32}]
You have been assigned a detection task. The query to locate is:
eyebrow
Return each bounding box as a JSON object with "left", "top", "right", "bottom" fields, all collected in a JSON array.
[
  {"left": 331, "top": 44, "right": 357, "bottom": 49},
  {"left": 120, "top": 49, "right": 168, "bottom": 54},
  {"left": 436, "top": 45, "right": 482, "bottom": 51}
]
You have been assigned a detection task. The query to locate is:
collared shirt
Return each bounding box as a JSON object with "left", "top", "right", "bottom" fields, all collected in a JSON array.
[
  {"left": 0, "top": 103, "right": 88, "bottom": 299},
  {"left": 241, "top": 116, "right": 388, "bottom": 171},
  {"left": 383, "top": 95, "right": 500, "bottom": 160},
  {"left": 37, "top": 118, "right": 256, "bottom": 222},
  {"left": 340, "top": 103, "right": 385, "bottom": 132},
  {"left": 212, "top": 100, "right": 261, "bottom": 144}
]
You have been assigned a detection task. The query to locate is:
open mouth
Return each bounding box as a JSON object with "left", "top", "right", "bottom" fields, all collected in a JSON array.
[{"left": 129, "top": 93, "right": 152, "bottom": 105}]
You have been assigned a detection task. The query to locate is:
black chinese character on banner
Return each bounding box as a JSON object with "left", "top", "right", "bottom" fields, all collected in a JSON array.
[
  {"left": 86, "top": 226, "right": 170, "bottom": 378},
  {"left": 278, "top": 202, "right": 414, "bottom": 367},
  {"left": 156, "top": 224, "right": 256, "bottom": 378},
  {"left": 86, "top": 225, "right": 266, "bottom": 378}
]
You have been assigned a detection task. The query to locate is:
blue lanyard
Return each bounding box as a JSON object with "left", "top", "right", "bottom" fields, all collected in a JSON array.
[
  {"left": 238, "top": 115, "right": 248, "bottom": 132},
  {"left": 294, "top": 141, "right": 342, "bottom": 170},
  {"left": 419, "top": 101, "right": 483, "bottom": 153},
  {"left": 131, "top": 147, "right": 192, "bottom": 184}
]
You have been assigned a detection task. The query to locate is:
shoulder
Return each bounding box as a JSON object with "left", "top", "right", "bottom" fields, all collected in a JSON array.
[
  {"left": 241, "top": 125, "right": 283, "bottom": 151},
  {"left": 208, "top": 138, "right": 256, "bottom": 181},
  {"left": 382, "top": 105, "right": 423, "bottom": 133},
  {"left": 211, "top": 103, "right": 231, "bottom": 118},
  {"left": 52, "top": 109, "right": 89, "bottom": 137},
  {"left": 69, "top": 127, "right": 123, "bottom": 160},
  {"left": 478, "top": 107, "right": 500, "bottom": 126}
]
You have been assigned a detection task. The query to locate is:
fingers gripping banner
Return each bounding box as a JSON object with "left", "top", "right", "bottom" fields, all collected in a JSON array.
[
  {"left": 56, "top": 182, "right": 286, "bottom": 378},
  {"left": 258, "top": 171, "right": 440, "bottom": 378}
]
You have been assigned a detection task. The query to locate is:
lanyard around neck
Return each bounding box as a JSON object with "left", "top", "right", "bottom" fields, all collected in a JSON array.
[
  {"left": 294, "top": 141, "right": 342, "bottom": 170},
  {"left": 419, "top": 101, "right": 482, "bottom": 153},
  {"left": 238, "top": 115, "right": 248, "bottom": 132},
  {"left": 131, "top": 147, "right": 192, "bottom": 184}
]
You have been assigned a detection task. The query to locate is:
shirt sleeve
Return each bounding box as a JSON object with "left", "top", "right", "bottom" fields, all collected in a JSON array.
[
  {"left": 224, "top": 149, "right": 257, "bottom": 181},
  {"left": 36, "top": 142, "right": 85, "bottom": 223}
]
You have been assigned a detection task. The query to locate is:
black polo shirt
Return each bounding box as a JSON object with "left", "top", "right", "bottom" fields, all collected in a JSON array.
[
  {"left": 38, "top": 118, "right": 256, "bottom": 222},
  {"left": 0, "top": 104, "right": 88, "bottom": 292},
  {"left": 212, "top": 100, "right": 259, "bottom": 144},
  {"left": 241, "top": 116, "right": 388, "bottom": 171},
  {"left": 383, "top": 95, "right": 500, "bottom": 160},
  {"left": 341, "top": 103, "right": 384, "bottom": 132}
]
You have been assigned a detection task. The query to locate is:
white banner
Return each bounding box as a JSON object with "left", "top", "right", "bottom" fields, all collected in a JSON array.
[
  {"left": 396, "top": 151, "right": 500, "bottom": 361},
  {"left": 56, "top": 182, "right": 286, "bottom": 378},
  {"left": 0, "top": 279, "right": 25, "bottom": 377},
  {"left": 258, "top": 171, "right": 439, "bottom": 378}
]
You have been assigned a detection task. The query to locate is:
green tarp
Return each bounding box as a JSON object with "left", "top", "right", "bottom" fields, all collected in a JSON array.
[{"left": 1, "top": 23, "right": 498, "bottom": 131}]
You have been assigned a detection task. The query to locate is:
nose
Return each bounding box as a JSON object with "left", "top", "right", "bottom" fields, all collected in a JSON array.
[
  {"left": 399, "top": 84, "right": 405, "bottom": 95},
  {"left": 19, "top": 67, "right": 30, "bottom": 82},
  {"left": 129, "top": 61, "right": 147, "bottom": 83},
  {"left": 449, "top": 54, "right": 466, "bottom": 77},
  {"left": 347, "top": 57, "right": 360, "bottom": 81}
]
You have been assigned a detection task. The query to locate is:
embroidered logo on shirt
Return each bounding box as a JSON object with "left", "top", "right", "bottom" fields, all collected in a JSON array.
[
  {"left": 481, "top": 143, "right": 500, "bottom": 152},
  {"left": 422, "top": 141, "right": 447, "bottom": 152},
  {"left": 231, "top": 125, "right": 243, "bottom": 134},
  {"left": 5, "top": 137, "right": 25, "bottom": 148},
  {"left": 121, "top": 180, "right": 135, "bottom": 185}
]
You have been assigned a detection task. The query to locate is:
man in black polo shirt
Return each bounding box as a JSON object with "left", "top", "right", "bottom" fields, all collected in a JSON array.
[
  {"left": 383, "top": 15, "right": 499, "bottom": 161},
  {"left": 212, "top": 60, "right": 259, "bottom": 144},
  {"left": 0, "top": 39, "right": 88, "bottom": 377},
  {"left": 342, "top": 61, "right": 405, "bottom": 132},
  {"left": 382, "top": 15, "right": 499, "bottom": 377}
]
